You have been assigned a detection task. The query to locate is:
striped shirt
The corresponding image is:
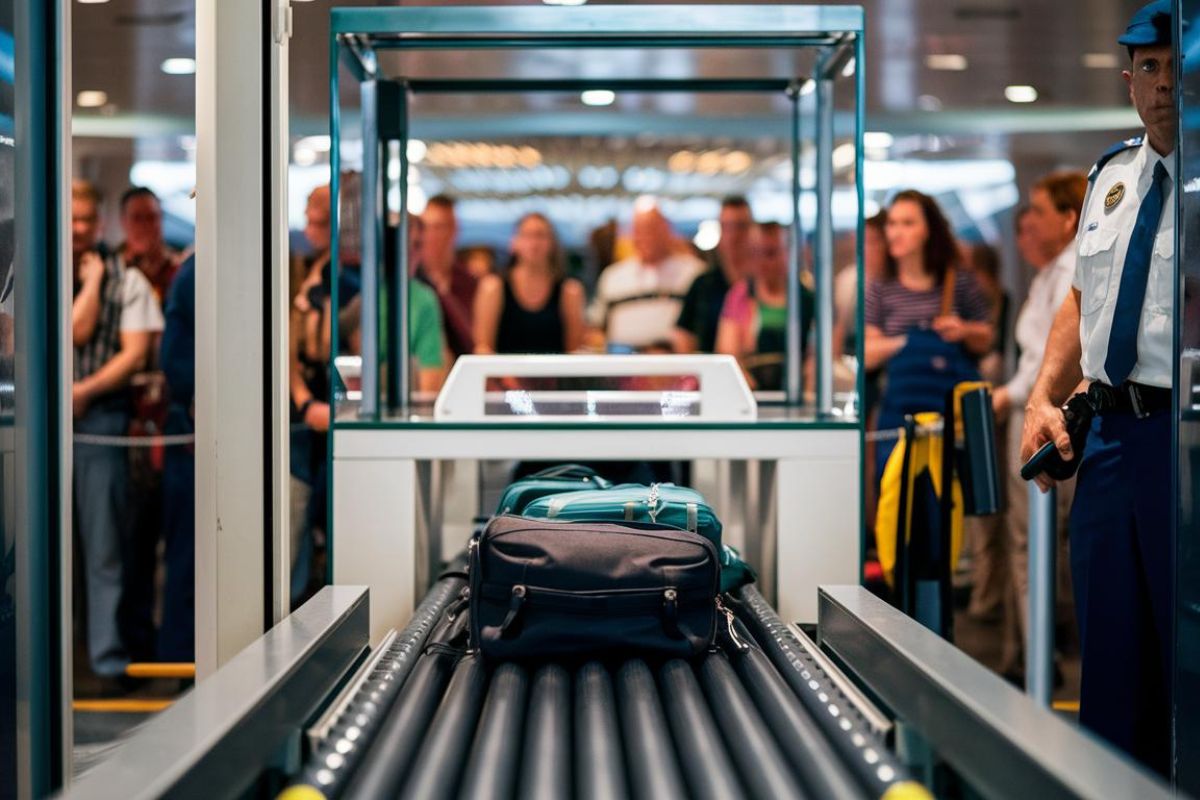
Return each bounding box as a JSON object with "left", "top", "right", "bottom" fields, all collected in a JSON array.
[
  {"left": 865, "top": 271, "right": 991, "bottom": 337},
  {"left": 590, "top": 252, "right": 703, "bottom": 349}
]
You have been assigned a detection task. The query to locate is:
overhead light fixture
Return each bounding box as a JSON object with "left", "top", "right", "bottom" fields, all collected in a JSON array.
[
  {"left": 1004, "top": 84, "right": 1038, "bottom": 103},
  {"left": 863, "top": 131, "right": 894, "bottom": 149},
  {"left": 916, "top": 94, "right": 943, "bottom": 112},
  {"left": 77, "top": 0, "right": 111, "bottom": 4},
  {"left": 161, "top": 57, "right": 196, "bottom": 75},
  {"left": 1082, "top": 52, "right": 1120, "bottom": 69},
  {"left": 76, "top": 90, "right": 108, "bottom": 108},
  {"left": 543, "top": 0, "right": 587, "bottom": 5},
  {"left": 407, "top": 139, "right": 427, "bottom": 164},
  {"left": 297, "top": 135, "right": 331, "bottom": 153},
  {"left": 580, "top": 89, "right": 615, "bottom": 107},
  {"left": 926, "top": 54, "right": 968, "bottom": 71},
  {"left": 799, "top": 79, "right": 816, "bottom": 96},
  {"left": 832, "top": 143, "right": 857, "bottom": 170}
]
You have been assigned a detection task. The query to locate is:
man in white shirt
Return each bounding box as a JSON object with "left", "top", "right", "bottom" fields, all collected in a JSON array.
[
  {"left": 71, "top": 180, "right": 165, "bottom": 683},
  {"left": 591, "top": 205, "right": 703, "bottom": 351},
  {"left": 995, "top": 173, "right": 1087, "bottom": 679},
  {"left": 1020, "top": 0, "right": 1175, "bottom": 772}
]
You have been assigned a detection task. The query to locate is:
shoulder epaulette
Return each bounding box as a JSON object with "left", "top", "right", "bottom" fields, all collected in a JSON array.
[{"left": 1088, "top": 136, "right": 1143, "bottom": 182}]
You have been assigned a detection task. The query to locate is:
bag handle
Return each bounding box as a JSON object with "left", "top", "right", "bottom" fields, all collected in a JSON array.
[
  {"left": 940, "top": 267, "right": 957, "bottom": 317},
  {"left": 529, "top": 463, "right": 605, "bottom": 482}
]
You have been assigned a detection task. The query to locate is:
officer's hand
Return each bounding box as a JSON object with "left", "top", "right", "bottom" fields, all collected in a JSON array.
[
  {"left": 932, "top": 314, "right": 966, "bottom": 343},
  {"left": 1020, "top": 398, "right": 1071, "bottom": 492},
  {"left": 72, "top": 382, "right": 91, "bottom": 419}
]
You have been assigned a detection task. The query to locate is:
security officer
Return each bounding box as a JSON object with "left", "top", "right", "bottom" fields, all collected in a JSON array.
[{"left": 1021, "top": 0, "right": 1175, "bottom": 774}]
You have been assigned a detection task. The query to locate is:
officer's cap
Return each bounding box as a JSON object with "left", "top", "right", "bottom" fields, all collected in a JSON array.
[{"left": 1118, "top": 0, "right": 1172, "bottom": 48}]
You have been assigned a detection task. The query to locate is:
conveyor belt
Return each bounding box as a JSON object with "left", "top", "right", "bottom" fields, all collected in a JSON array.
[{"left": 287, "top": 574, "right": 928, "bottom": 800}]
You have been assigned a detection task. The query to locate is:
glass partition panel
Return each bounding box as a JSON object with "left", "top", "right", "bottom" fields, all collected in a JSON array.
[{"left": 328, "top": 6, "right": 864, "bottom": 426}]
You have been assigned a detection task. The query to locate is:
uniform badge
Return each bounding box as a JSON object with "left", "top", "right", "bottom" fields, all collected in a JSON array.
[{"left": 1104, "top": 182, "right": 1125, "bottom": 210}]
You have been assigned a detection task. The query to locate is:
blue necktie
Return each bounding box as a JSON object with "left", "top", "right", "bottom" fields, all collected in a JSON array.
[{"left": 1104, "top": 160, "right": 1169, "bottom": 386}]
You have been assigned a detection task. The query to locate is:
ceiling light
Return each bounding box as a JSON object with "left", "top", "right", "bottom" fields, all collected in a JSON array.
[
  {"left": 799, "top": 79, "right": 816, "bottom": 96},
  {"left": 77, "top": 0, "right": 111, "bottom": 4},
  {"left": 407, "top": 139, "right": 427, "bottom": 164},
  {"left": 297, "top": 135, "right": 331, "bottom": 153},
  {"left": 723, "top": 150, "right": 752, "bottom": 174},
  {"left": 916, "top": 94, "right": 943, "bottom": 112},
  {"left": 926, "top": 54, "right": 967, "bottom": 71},
  {"left": 581, "top": 89, "right": 615, "bottom": 107},
  {"left": 543, "top": 0, "right": 587, "bottom": 4},
  {"left": 161, "top": 57, "right": 195, "bottom": 75},
  {"left": 694, "top": 220, "right": 720, "bottom": 252},
  {"left": 863, "top": 131, "right": 894, "bottom": 149},
  {"left": 293, "top": 146, "right": 318, "bottom": 167},
  {"left": 1082, "top": 52, "right": 1119, "bottom": 69},
  {"left": 76, "top": 90, "right": 108, "bottom": 108},
  {"left": 667, "top": 150, "right": 696, "bottom": 173},
  {"left": 832, "top": 143, "right": 857, "bottom": 170},
  {"left": 1004, "top": 84, "right": 1038, "bottom": 103}
]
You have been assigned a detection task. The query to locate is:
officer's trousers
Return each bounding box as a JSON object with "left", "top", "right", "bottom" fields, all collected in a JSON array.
[{"left": 1069, "top": 409, "right": 1172, "bottom": 775}]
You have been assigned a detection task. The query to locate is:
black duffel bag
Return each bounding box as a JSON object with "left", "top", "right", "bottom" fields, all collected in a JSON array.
[{"left": 469, "top": 514, "right": 719, "bottom": 662}]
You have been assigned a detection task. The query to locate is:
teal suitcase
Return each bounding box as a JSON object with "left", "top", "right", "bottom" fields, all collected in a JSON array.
[
  {"left": 493, "top": 464, "right": 612, "bottom": 516},
  {"left": 520, "top": 482, "right": 756, "bottom": 592}
]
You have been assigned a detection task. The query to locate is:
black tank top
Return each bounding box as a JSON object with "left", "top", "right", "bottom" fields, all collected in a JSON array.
[{"left": 496, "top": 274, "right": 566, "bottom": 354}]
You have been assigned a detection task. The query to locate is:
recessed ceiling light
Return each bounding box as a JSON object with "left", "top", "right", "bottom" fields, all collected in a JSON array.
[
  {"left": 1004, "top": 84, "right": 1038, "bottom": 103},
  {"left": 1082, "top": 52, "right": 1120, "bottom": 69},
  {"left": 543, "top": 0, "right": 587, "bottom": 5},
  {"left": 161, "top": 57, "right": 196, "bottom": 75},
  {"left": 580, "top": 89, "right": 615, "bottom": 107},
  {"left": 863, "top": 131, "right": 894, "bottom": 149},
  {"left": 916, "top": 94, "right": 943, "bottom": 111},
  {"left": 76, "top": 90, "right": 108, "bottom": 108},
  {"left": 926, "top": 54, "right": 968, "bottom": 71}
]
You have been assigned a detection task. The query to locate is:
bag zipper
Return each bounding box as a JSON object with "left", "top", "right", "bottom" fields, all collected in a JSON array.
[{"left": 492, "top": 583, "right": 698, "bottom": 639}]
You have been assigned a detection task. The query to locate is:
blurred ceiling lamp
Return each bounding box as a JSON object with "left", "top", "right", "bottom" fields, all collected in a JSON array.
[
  {"left": 862, "top": 131, "right": 894, "bottom": 149},
  {"left": 723, "top": 150, "right": 752, "bottom": 174},
  {"left": 581, "top": 89, "right": 616, "bottom": 107},
  {"left": 694, "top": 220, "right": 721, "bottom": 252},
  {"left": 407, "top": 139, "right": 427, "bottom": 164},
  {"left": 925, "top": 54, "right": 967, "bottom": 71},
  {"left": 76, "top": 90, "right": 108, "bottom": 108},
  {"left": 1082, "top": 52, "right": 1119, "bottom": 69},
  {"left": 161, "top": 57, "right": 196, "bottom": 75},
  {"left": 695, "top": 150, "right": 725, "bottom": 175},
  {"left": 293, "top": 146, "right": 318, "bottom": 167},
  {"left": 916, "top": 94, "right": 943, "bottom": 112},
  {"left": 1004, "top": 84, "right": 1038, "bottom": 103},
  {"left": 667, "top": 150, "right": 696, "bottom": 173},
  {"left": 832, "top": 143, "right": 857, "bottom": 170},
  {"left": 517, "top": 146, "right": 542, "bottom": 167},
  {"left": 799, "top": 79, "right": 816, "bottom": 96},
  {"left": 297, "top": 135, "right": 331, "bottom": 153},
  {"left": 543, "top": 0, "right": 587, "bottom": 5},
  {"left": 77, "top": 0, "right": 110, "bottom": 4}
]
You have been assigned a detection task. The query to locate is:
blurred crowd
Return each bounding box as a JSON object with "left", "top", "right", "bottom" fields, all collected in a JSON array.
[{"left": 70, "top": 167, "right": 1088, "bottom": 693}]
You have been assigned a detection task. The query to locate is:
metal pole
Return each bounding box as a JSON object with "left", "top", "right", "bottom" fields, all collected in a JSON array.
[
  {"left": 359, "top": 81, "right": 380, "bottom": 419},
  {"left": 814, "top": 76, "right": 835, "bottom": 416},
  {"left": 1026, "top": 482, "right": 1056, "bottom": 706},
  {"left": 397, "top": 84, "right": 411, "bottom": 411},
  {"left": 786, "top": 82, "right": 803, "bottom": 406}
]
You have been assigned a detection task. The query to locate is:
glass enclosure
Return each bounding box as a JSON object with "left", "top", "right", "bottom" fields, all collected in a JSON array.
[
  {"left": 326, "top": 5, "right": 865, "bottom": 425},
  {"left": 1176, "top": 0, "right": 1199, "bottom": 791},
  {"left": 4, "top": 0, "right": 66, "bottom": 796}
]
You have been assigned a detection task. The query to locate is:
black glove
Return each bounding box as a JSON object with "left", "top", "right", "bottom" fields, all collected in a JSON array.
[{"left": 1019, "top": 392, "right": 1094, "bottom": 481}]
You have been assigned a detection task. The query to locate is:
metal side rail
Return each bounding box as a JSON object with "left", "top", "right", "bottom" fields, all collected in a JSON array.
[
  {"left": 817, "top": 586, "right": 1174, "bottom": 800},
  {"left": 60, "top": 587, "right": 369, "bottom": 800}
]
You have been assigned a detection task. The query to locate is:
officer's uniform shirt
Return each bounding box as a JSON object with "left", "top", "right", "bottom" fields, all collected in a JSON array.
[{"left": 1073, "top": 135, "right": 1174, "bottom": 388}]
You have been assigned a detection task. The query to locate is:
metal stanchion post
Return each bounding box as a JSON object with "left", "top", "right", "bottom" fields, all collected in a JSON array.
[{"left": 1026, "top": 482, "right": 1056, "bottom": 706}]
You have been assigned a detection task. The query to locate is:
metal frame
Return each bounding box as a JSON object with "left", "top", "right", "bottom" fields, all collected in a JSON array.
[
  {"left": 12, "top": 0, "right": 69, "bottom": 792},
  {"left": 61, "top": 586, "right": 370, "bottom": 800},
  {"left": 817, "top": 586, "right": 1174, "bottom": 800},
  {"left": 329, "top": 4, "right": 864, "bottom": 419}
]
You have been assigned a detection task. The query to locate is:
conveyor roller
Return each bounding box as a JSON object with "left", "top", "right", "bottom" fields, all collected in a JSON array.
[{"left": 289, "top": 574, "right": 927, "bottom": 800}]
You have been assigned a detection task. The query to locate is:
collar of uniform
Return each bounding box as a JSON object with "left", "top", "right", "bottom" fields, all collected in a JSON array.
[{"left": 1137, "top": 134, "right": 1176, "bottom": 183}]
